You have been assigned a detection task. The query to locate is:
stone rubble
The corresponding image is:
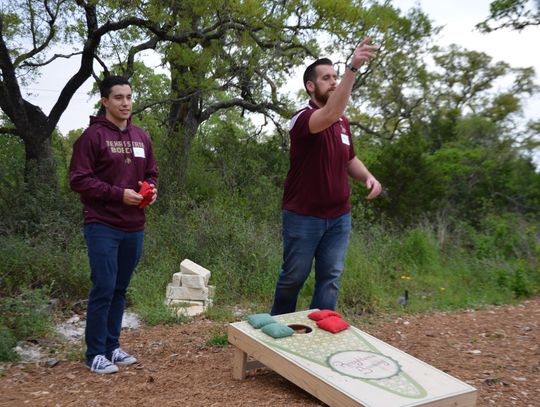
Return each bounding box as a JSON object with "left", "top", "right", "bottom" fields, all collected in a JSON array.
[
  {"left": 12, "top": 311, "right": 143, "bottom": 363},
  {"left": 165, "top": 259, "right": 215, "bottom": 317}
]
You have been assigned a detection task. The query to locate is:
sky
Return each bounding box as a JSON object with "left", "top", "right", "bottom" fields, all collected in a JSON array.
[{"left": 23, "top": 0, "right": 540, "bottom": 135}]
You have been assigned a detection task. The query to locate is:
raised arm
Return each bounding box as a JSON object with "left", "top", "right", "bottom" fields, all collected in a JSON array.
[{"left": 308, "top": 38, "right": 378, "bottom": 134}]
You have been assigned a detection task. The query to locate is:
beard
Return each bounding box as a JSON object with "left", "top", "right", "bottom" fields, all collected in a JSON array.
[{"left": 313, "top": 85, "right": 332, "bottom": 105}]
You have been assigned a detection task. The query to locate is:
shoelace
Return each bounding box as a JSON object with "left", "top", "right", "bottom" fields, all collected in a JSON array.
[
  {"left": 92, "top": 355, "right": 112, "bottom": 370},
  {"left": 112, "top": 348, "right": 126, "bottom": 362}
]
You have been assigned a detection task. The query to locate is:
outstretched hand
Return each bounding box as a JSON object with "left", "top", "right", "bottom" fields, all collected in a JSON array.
[
  {"left": 351, "top": 37, "right": 379, "bottom": 69},
  {"left": 365, "top": 176, "right": 382, "bottom": 200}
]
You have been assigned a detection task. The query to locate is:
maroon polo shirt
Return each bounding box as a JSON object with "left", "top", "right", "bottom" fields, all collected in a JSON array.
[{"left": 282, "top": 100, "right": 356, "bottom": 218}]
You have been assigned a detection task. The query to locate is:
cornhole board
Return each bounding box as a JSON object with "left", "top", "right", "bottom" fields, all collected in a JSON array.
[{"left": 228, "top": 310, "right": 477, "bottom": 407}]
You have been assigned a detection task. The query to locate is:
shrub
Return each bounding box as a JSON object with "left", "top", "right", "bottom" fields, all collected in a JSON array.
[
  {"left": 0, "top": 288, "right": 51, "bottom": 341},
  {"left": 0, "top": 323, "right": 18, "bottom": 362}
]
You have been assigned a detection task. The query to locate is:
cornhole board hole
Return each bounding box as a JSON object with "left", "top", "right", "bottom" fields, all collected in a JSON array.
[{"left": 228, "top": 310, "right": 477, "bottom": 407}]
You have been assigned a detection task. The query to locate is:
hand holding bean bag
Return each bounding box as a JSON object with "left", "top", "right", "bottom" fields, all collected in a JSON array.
[{"left": 138, "top": 181, "right": 153, "bottom": 208}]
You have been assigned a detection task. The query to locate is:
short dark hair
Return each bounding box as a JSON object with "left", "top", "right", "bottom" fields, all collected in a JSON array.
[
  {"left": 97, "top": 75, "right": 131, "bottom": 116},
  {"left": 303, "top": 58, "right": 333, "bottom": 94},
  {"left": 99, "top": 75, "right": 131, "bottom": 98}
]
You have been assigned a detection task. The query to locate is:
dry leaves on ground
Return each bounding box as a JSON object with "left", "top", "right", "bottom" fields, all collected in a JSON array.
[{"left": 1, "top": 297, "right": 539, "bottom": 406}]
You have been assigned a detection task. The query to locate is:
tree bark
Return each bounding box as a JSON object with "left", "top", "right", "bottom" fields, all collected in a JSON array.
[{"left": 163, "top": 82, "right": 201, "bottom": 194}]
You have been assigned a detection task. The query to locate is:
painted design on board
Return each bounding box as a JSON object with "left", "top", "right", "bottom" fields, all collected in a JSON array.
[{"left": 328, "top": 350, "right": 401, "bottom": 380}]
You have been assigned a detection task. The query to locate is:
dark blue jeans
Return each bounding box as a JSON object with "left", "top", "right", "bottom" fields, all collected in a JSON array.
[
  {"left": 83, "top": 223, "right": 144, "bottom": 363},
  {"left": 271, "top": 209, "right": 351, "bottom": 315}
]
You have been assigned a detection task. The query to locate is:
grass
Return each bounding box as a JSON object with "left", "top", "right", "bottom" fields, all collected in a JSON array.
[
  {"left": 78, "top": 208, "right": 540, "bottom": 322},
  {"left": 206, "top": 327, "right": 229, "bottom": 347}
]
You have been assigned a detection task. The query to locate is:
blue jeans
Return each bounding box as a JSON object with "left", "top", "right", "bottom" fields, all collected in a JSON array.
[
  {"left": 271, "top": 210, "right": 351, "bottom": 315},
  {"left": 83, "top": 223, "right": 144, "bottom": 363}
]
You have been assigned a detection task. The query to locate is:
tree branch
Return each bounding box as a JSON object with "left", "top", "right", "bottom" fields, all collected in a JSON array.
[
  {"left": 125, "top": 36, "right": 160, "bottom": 79},
  {"left": 132, "top": 90, "right": 203, "bottom": 115},
  {"left": 21, "top": 51, "right": 83, "bottom": 68},
  {"left": 13, "top": 0, "right": 61, "bottom": 68},
  {"left": 0, "top": 15, "right": 27, "bottom": 127},
  {"left": 348, "top": 121, "right": 383, "bottom": 137},
  {"left": 0, "top": 127, "right": 19, "bottom": 135},
  {"left": 201, "top": 98, "right": 287, "bottom": 122}
]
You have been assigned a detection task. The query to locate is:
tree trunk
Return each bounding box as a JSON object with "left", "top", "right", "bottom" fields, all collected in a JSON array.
[
  {"left": 162, "top": 95, "right": 201, "bottom": 195},
  {"left": 23, "top": 131, "right": 57, "bottom": 192},
  {"left": 161, "top": 61, "right": 202, "bottom": 195},
  {"left": 17, "top": 101, "right": 58, "bottom": 192}
]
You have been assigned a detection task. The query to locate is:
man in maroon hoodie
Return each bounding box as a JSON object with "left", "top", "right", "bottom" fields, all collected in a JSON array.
[{"left": 69, "top": 76, "right": 158, "bottom": 374}]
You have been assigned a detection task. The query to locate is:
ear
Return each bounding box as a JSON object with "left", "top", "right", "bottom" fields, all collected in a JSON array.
[
  {"left": 101, "top": 96, "right": 109, "bottom": 109},
  {"left": 306, "top": 80, "right": 315, "bottom": 94}
]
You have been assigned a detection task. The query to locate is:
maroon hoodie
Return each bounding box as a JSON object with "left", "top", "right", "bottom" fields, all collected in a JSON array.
[{"left": 69, "top": 116, "right": 158, "bottom": 231}]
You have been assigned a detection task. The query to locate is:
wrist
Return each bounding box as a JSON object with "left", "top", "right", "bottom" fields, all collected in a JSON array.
[{"left": 347, "top": 64, "right": 359, "bottom": 73}]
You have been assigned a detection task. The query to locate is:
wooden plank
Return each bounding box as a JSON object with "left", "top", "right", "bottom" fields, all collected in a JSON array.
[
  {"left": 232, "top": 346, "right": 247, "bottom": 380},
  {"left": 228, "top": 310, "right": 477, "bottom": 407}
]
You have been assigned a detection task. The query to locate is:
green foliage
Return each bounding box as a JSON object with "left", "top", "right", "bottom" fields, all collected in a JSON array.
[
  {"left": 477, "top": 0, "right": 540, "bottom": 32},
  {"left": 206, "top": 327, "right": 229, "bottom": 347},
  {"left": 0, "top": 323, "right": 18, "bottom": 362},
  {"left": 0, "top": 288, "right": 51, "bottom": 341},
  {"left": 397, "top": 227, "right": 441, "bottom": 270},
  {"left": 145, "top": 194, "right": 282, "bottom": 304},
  {"left": 128, "top": 267, "right": 187, "bottom": 326},
  {"left": 0, "top": 134, "right": 24, "bottom": 198},
  {"left": 205, "top": 306, "right": 235, "bottom": 322},
  {"left": 0, "top": 235, "right": 89, "bottom": 300},
  {"left": 339, "top": 219, "right": 540, "bottom": 314},
  {"left": 461, "top": 213, "right": 540, "bottom": 262},
  {"left": 367, "top": 131, "right": 444, "bottom": 223}
]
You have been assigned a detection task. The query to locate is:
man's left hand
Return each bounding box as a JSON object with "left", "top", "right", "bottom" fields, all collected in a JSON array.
[{"left": 366, "top": 177, "right": 382, "bottom": 200}]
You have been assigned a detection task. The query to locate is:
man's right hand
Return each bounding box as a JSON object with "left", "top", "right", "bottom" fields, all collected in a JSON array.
[
  {"left": 123, "top": 188, "right": 143, "bottom": 206},
  {"left": 350, "top": 37, "right": 378, "bottom": 70}
]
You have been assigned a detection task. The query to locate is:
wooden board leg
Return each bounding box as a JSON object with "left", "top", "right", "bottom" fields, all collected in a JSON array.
[{"left": 232, "top": 346, "right": 248, "bottom": 380}]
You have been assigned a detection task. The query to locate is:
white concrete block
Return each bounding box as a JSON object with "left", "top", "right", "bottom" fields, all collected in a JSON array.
[
  {"left": 165, "top": 299, "right": 204, "bottom": 307},
  {"left": 172, "top": 272, "right": 183, "bottom": 287},
  {"left": 166, "top": 284, "right": 208, "bottom": 301},
  {"left": 180, "top": 259, "right": 211, "bottom": 284},
  {"left": 166, "top": 299, "right": 208, "bottom": 317},
  {"left": 181, "top": 274, "right": 206, "bottom": 289},
  {"left": 179, "top": 305, "right": 205, "bottom": 317}
]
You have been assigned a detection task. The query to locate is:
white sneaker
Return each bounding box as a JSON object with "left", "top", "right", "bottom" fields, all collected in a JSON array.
[
  {"left": 87, "top": 355, "right": 119, "bottom": 374},
  {"left": 111, "top": 348, "right": 137, "bottom": 366}
]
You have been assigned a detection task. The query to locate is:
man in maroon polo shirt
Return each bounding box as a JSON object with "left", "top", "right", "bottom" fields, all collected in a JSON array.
[{"left": 271, "top": 38, "right": 382, "bottom": 315}]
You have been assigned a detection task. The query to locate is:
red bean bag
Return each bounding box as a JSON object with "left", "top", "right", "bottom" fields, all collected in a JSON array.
[
  {"left": 316, "top": 316, "right": 350, "bottom": 333},
  {"left": 307, "top": 310, "right": 342, "bottom": 321},
  {"left": 138, "top": 181, "right": 153, "bottom": 208}
]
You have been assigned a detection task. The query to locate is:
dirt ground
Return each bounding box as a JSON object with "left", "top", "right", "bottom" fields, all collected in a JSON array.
[{"left": 1, "top": 297, "right": 539, "bottom": 407}]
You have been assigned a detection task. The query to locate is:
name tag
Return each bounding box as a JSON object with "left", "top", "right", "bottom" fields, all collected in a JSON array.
[
  {"left": 341, "top": 133, "right": 350, "bottom": 145},
  {"left": 133, "top": 147, "right": 145, "bottom": 158}
]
